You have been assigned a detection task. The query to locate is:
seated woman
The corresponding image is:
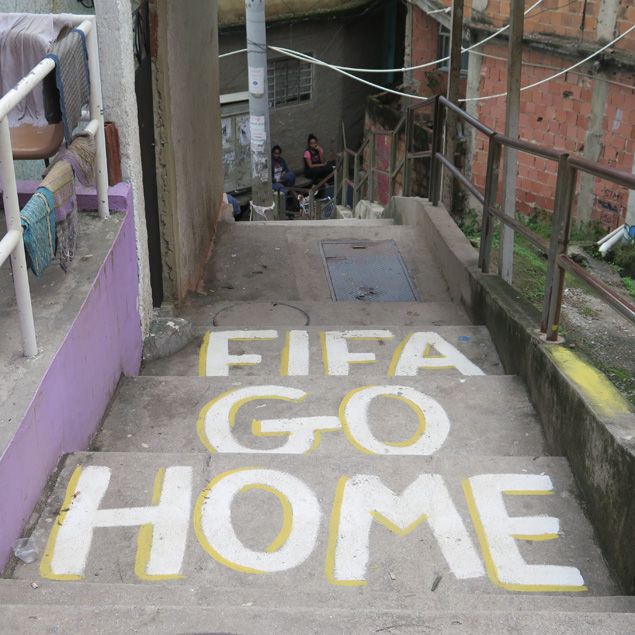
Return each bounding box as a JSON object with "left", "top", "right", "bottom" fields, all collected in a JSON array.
[
  {"left": 303, "top": 134, "right": 333, "bottom": 184},
  {"left": 271, "top": 144, "right": 298, "bottom": 214}
]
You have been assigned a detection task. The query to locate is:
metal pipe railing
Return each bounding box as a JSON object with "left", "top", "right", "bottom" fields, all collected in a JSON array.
[
  {"left": 0, "top": 15, "right": 109, "bottom": 357},
  {"left": 426, "top": 94, "right": 635, "bottom": 341}
]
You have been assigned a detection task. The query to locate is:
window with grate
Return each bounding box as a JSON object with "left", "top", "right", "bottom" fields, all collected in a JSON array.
[
  {"left": 437, "top": 26, "right": 469, "bottom": 73},
  {"left": 267, "top": 56, "right": 313, "bottom": 108}
]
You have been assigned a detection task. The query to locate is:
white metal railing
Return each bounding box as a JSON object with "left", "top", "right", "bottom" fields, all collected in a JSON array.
[{"left": 0, "top": 15, "right": 109, "bottom": 357}]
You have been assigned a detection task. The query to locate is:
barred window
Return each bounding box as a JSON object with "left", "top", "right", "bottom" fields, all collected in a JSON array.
[
  {"left": 267, "top": 56, "right": 312, "bottom": 108},
  {"left": 437, "top": 26, "right": 469, "bottom": 73}
]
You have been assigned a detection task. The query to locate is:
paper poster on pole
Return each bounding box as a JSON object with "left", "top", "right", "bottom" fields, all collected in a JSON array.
[
  {"left": 248, "top": 66, "right": 265, "bottom": 95},
  {"left": 250, "top": 115, "right": 266, "bottom": 148}
]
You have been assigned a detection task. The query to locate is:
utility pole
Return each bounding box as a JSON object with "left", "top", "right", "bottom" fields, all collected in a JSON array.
[
  {"left": 245, "top": 0, "right": 272, "bottom": 215},
  {"left": 499, "top": 1, "right": 524, "bottom": 283}
]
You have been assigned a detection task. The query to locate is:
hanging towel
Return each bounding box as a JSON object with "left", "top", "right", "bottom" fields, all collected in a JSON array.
[
  {"left": 20, "top": 188, "right": 56, "bottom": 276},
  {"left": 41, "top": 158, "right": 78, "bottom": 272},
  {"left": 41, "top": 159, "right": 75, "bottom": 222},
  {"left": 45, "top": 28, "right": 90, "bottom": 143},
  {"left": 56, "top": 131, "right": 96, "bottom": 186},
  {"left": 0, "top": 14, "right": 74, "bottom": 127}
]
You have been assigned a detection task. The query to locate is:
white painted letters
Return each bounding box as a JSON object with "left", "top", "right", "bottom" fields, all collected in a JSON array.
[
  {"left": 200, "top": 330, "right": 278, "bottom": 376},
  {"left": 464, "top": 474, "right": 586, "bottom": 591},
  {"left": 340, "top": 385, "right": 451, "bottom": 455},
  {"left": 321, "top": 330, "right": 394, "bottom": 375},
  {"left": 40, "top": 465, "right": 193, "bottom": 580},
  {"left": 198, "top": 385, "right": 341, "bottom": 454},
  {"left": 195, "top": 468, "right": 321, "bottom": 573},
  {"left": 327, "top": 474, "right": 484, "bottom": 585},
  {"left": 389, "top": 332, "right": 485, "bottom": 376}
]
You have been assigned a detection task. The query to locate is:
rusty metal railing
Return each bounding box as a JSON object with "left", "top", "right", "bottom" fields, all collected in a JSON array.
[{"left": 427, "top": 94, "right": 635, "bottom": 340}]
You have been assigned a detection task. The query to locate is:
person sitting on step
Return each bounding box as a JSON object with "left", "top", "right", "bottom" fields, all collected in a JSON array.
[{"left": 303, "top": 134, "right": 334, "bottom": 185}]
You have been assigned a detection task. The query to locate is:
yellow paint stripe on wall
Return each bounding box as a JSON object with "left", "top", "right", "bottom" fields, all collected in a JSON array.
[{"left": 546, "top": 346, "right": 632, "bottom": 416}]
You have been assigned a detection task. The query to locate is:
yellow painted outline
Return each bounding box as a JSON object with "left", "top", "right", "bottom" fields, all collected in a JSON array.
[
  {"left": 194, "top": 467, "right": 294, "bottom": 574},
  {"left": 239, "top": 484, "right": 293, "bottom": 552},
  {"left": 320, "top": 331, "right": 394, "bottom": 376},
  {"left": 40, "top": 465, "right": 84, "bottom": 581},
  {"left": 198, "top": 331, "right": 278, "bottom": 377},
  {"left": 134, "top": 468, "right": 184, "bottom": 581},
  {"left": 196, "top": 388, "right": 306, "bottom": 454},
  {"left": 325, "top": 476, "right": 428, "bottom": 586},
  {"left": 280, "top": 331, "right": 291, "bottom": 377},
  {"left": 338, "top": 386, "right": 427, "bottom": 454},
  {"left": 461, "top": 479, "right": 587, "bottom": 593},
  {"left": 546, "top": 346, "right": 632, "bottom": 416},
  {"left": 388, "top": 333, "right": 454, "bottom": 377},
  {"left": 251, "top": 417, "right": 341, "bottom": 454}
]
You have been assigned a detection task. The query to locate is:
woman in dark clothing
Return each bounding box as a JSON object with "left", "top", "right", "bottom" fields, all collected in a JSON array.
[
  {"left": 271, "top": 144, "right": 296, "bottom": 191},
  {"left": 303, "top": 134, "right": 333, "bottom": 183}
]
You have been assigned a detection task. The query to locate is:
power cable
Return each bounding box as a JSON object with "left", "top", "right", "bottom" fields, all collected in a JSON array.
[
  {"left": 460, "top": 22, "right": 635, "bottom": 102},
  {"left": 219, "top": 0, "right": 544, "bottom": 73}
]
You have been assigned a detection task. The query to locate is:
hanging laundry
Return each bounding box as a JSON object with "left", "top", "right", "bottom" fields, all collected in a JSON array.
[
  {"left": 57, "top": 131, "right": 96, "bottom": 186},
  {"left": 45, "top": 28, "right": 90, "bottom": 144},
  {"left": 20, "top": 188, "right": 56, "bottom": 276},
  {"left": 0, "top": 13, "right": 73, "bottom": 127},
  {"left": 41, "top": 159, "right": 77, "bottom": 272}
]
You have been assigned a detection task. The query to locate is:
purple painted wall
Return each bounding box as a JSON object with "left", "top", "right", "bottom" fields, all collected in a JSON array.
[{"left": 0, "top": 186, "right": 141, "bottom": 569}]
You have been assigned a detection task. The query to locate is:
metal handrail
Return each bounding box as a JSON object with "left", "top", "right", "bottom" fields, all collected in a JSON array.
[
  {"left": 427, "top": 94, "right": 635, "bottom": 340},
  {"left": 0, "top": 15, "right": 109, "bottom": 357}
]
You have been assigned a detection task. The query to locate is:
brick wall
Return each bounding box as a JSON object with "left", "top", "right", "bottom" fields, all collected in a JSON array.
[
  {"left": 408, "top": 3, "right": 635, "bottom": 229},
  {"left": 471, "top": 41, "right": 635, "bottom": 228}
]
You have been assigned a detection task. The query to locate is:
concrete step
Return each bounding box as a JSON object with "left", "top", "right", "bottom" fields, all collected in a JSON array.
[
  {"left": 142, "top": 325, "right": 504, "bottom": 378},
  {"left": 94, "top": 375, "right": 543, "bottom": 457},
  {"left": 12, "top": 452, "right": 616, "bottom": 596},
  {"left": 247, "top": 218, "right": 395, "bottom": 227},
  {"left": 178, "top": 300, "right": 473, "bottom": 328},
  {"left": 199, "top": 222, "right": 450, "bottom": 302},
  {"left": 1, "top": 605, "right": 634, "bottom": 635},
  {"left": 2, "top": 580, "right": 635, "bottom": 612}
]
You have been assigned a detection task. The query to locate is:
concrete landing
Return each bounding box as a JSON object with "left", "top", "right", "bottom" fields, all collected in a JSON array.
[
  {"left": 94, "top": 375, "right": 544, "bottom": 456},
  {"left": 142, "top": 325, "right": 504, "bottom": 377},
  {"left": 178, "top": 299, "right": 474, "bottom": 328},
  {"left": 1, "top": 605, "right": 634, "bottom": 635},
  {"left": 199, "top": 223, "right": 450, "bottom": 302},
  {"left": 13, "top": 452, "right": 616, "bottom": 596}
]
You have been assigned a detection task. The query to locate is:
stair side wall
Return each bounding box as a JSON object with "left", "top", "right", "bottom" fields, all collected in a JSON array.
[{"left": 0, "top": 194, "right": 142, "bottom": 573}]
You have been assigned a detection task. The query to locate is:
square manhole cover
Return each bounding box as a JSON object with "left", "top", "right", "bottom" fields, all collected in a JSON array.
[{"left": 320, "top": 239, "right": 418, "bottom": 302}]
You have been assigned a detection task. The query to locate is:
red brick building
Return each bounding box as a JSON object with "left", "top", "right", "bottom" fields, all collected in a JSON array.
[{"left": 406, "top": 0, "right": 635, "bottom": 229}]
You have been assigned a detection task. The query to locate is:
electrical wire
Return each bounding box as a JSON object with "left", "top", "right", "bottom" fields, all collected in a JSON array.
[
  {"left": 219, "top": 0, "right": 544, "bottom": 73},
  {"left": 271, "top": 19, "right": 635, "bottom": 105},
  {"left": 219, "top": 48, "right": 248, "bottom": 58},
  {"left": 460, "top": 23, "right": 635, "bottom": 102},
  {"left": 308, "top": 0, "right": 546, "bottom": 74}
]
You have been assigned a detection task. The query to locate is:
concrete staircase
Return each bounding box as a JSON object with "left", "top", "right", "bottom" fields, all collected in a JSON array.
[{"left": 3, "top": 219, "right": 634, "bottom": 633}]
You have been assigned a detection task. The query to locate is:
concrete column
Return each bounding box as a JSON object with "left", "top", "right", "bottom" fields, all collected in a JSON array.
[
  {"left": 95, "top": 0, "right": 152, "bottom": 332},
  {"left": 577, "top": 74, "right": 609, "bottom": 225},
  {"left": 499, "top": 0, "right": 524, "bottom": 283},
  {"left": 464, "top": 32, "right": 483, "bottom": 208},
  {"left": 443, "top": 0, "right": 465, "bottom": 214},
  {"left": 596, "top": 0, "right": 620, "bottom": 43},
  {"left": 627, "top": 153, "right": 635, "bottom": 225},
  {"left": 404, "top": 2, "right": 414, "bottom": 89}
]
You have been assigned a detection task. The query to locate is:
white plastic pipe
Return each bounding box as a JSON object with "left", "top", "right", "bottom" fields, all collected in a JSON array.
[
  {"left": 596, "top": 223, "right": 624, "bottom": 246},
  {"left": 599, "top": 226, "right": 627, "bottom": 257},
  {"left": 81, "top": 17, "right": 109, "bottom": 219},
  {"left": 0, "top": 117, "right": 38, "bottom": 357},
  {"left": 0, "top": 228, "right": 20, "bottom": 266}
]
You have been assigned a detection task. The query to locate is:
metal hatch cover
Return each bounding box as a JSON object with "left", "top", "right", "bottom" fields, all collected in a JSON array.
[{"left": 320, "top": 239, "right": 419, "bottom": 302}]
